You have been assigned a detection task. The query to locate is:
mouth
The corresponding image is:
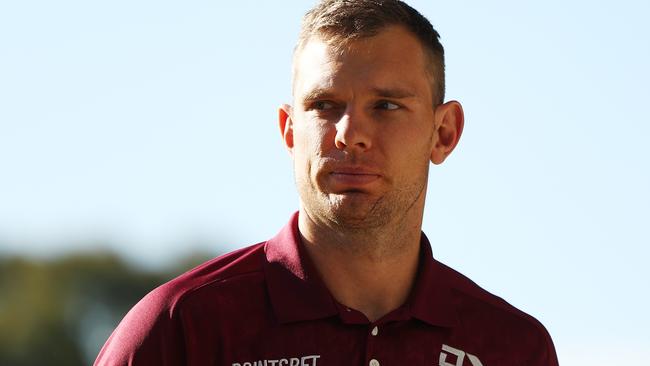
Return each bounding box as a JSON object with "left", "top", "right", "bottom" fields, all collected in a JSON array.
[{"left": 328, "top": 168, "right": 382, "bottom": 188}]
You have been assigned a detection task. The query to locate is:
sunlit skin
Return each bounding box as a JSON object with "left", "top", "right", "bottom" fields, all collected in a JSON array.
[{"left": 278, "top": 25, "right": 464, "bottom": 321}]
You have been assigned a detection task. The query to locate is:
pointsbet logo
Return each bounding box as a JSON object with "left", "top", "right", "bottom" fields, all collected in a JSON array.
[{"left": 232, "top": 355, "right": 320, "bottom": 366}]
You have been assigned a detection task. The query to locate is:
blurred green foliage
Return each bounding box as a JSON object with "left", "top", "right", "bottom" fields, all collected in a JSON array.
[{"left": 0, "top": 251, "right": 216, "bottom": 366}]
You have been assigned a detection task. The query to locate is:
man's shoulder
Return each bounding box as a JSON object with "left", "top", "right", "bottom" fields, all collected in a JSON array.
[
  {"left": 94, "top": 241, "right": 269, "bottom": 365},
  {"left": 437, "top": 259, "right": 546, "bottom": 326},
  {"left": 155, "top": 241, "right": 268, "bottom": 310},
  {"left": 435, "top": 260, "right": 557, "bottom": 363},
  {"left": 437, "top": 260, "right": 535, "bottom": 317}
]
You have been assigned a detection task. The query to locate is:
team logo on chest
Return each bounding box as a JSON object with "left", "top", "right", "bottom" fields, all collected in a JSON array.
[{"left": 438, "top": 344, "right": 483, "bottom": 366}]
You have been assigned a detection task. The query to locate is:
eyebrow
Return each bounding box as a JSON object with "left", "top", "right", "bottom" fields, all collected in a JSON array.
[
  {"left": 300, "top": 86, "right": 416, "bottom": 102},
  {"left": 370, "top": 87, "right": 416, "bottom": 99},
  {"left": 300, "top": 88, "right": 336, "bottom": 103}
]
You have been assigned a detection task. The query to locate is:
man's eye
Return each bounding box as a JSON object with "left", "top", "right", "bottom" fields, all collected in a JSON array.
[
  {"left": 311, "top": 101, "right": 335, "bottom": 110},
  {"left": 377, "top": 101, "right": 400, "bottom": 110}
]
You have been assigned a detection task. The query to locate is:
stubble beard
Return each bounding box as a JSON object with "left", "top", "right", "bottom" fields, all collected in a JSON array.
[{"left": 296, "top": 161, "right": 430, "bottom": 250}]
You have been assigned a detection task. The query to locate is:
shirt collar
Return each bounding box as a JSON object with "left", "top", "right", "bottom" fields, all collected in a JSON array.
[
  {"left": 263, "top": 212, "right": 459, "bottom": 327},
  {"left": 409, "top": 233, "right": 460, "bottom": 327},
  {"left": 263, "top": 212, "right": 338, "bottom": 323}
]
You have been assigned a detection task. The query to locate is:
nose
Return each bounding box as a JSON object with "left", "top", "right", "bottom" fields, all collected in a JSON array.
[{"left": 334, "top": 107, "right": 372, "bottom": 152}]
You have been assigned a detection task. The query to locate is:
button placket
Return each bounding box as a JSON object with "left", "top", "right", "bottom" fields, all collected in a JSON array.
[{"left": 366, "top": 324, "right": 381, "bottom": 366}]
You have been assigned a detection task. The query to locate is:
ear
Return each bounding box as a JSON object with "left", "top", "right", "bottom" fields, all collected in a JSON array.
[
  {"left": 278, "top": 104, "right": 294, "bottom": 155},
  {"left": 430, "top": 100, "right": 464, "bottom": 165}
]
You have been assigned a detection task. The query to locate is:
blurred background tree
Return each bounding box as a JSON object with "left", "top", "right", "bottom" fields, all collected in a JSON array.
[{"left": 0, "top": 250, "right": 216, "bottom": 366}]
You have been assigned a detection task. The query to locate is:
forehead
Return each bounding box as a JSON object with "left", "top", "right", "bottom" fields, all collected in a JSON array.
[{"left": 292, "top": 26, "right": 432, "bottom": 101}]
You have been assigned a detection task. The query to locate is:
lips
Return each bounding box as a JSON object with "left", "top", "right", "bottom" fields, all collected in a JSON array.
[{"left": 328, "top": 166, "right": 382, "bottom": 187}]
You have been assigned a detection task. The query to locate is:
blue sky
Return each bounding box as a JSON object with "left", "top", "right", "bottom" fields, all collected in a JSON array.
[{"left": 1, "top": 1, "right": 649, "bottom": 364}]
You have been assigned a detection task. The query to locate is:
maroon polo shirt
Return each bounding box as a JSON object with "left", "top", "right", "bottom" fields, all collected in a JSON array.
[{"left": 95, "top": 213, "right": 558, "bottom": 366}]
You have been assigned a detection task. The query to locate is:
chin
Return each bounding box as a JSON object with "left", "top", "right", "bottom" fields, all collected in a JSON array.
[{"left": 324, "top": 194, "right": 390, "bottom": 229}]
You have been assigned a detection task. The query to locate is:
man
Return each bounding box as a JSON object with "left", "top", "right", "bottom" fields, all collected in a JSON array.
[{"left": 96, "top": 1, "right": 558, "bottom": 365}]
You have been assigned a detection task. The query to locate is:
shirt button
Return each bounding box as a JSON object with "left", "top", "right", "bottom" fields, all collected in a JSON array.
[
  {"left": 371, "top": 326, "right": 379, "bottom": 336},
  {"left": 369, "top": 359, "right": 380, "bottom": 366}
]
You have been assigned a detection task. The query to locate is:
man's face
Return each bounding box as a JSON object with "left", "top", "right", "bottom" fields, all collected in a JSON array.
[{"left": 282, "top": 26, "right": 451, "bottom": 229}]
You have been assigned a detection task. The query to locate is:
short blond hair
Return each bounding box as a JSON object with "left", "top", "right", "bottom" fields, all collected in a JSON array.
[{"left": 294, "top": 0, "right": 446, "bottom": 105}]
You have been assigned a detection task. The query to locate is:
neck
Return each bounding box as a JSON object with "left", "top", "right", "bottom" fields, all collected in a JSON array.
[{"left": 298, "top": 206, "right": 424, "bottom": 322}]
